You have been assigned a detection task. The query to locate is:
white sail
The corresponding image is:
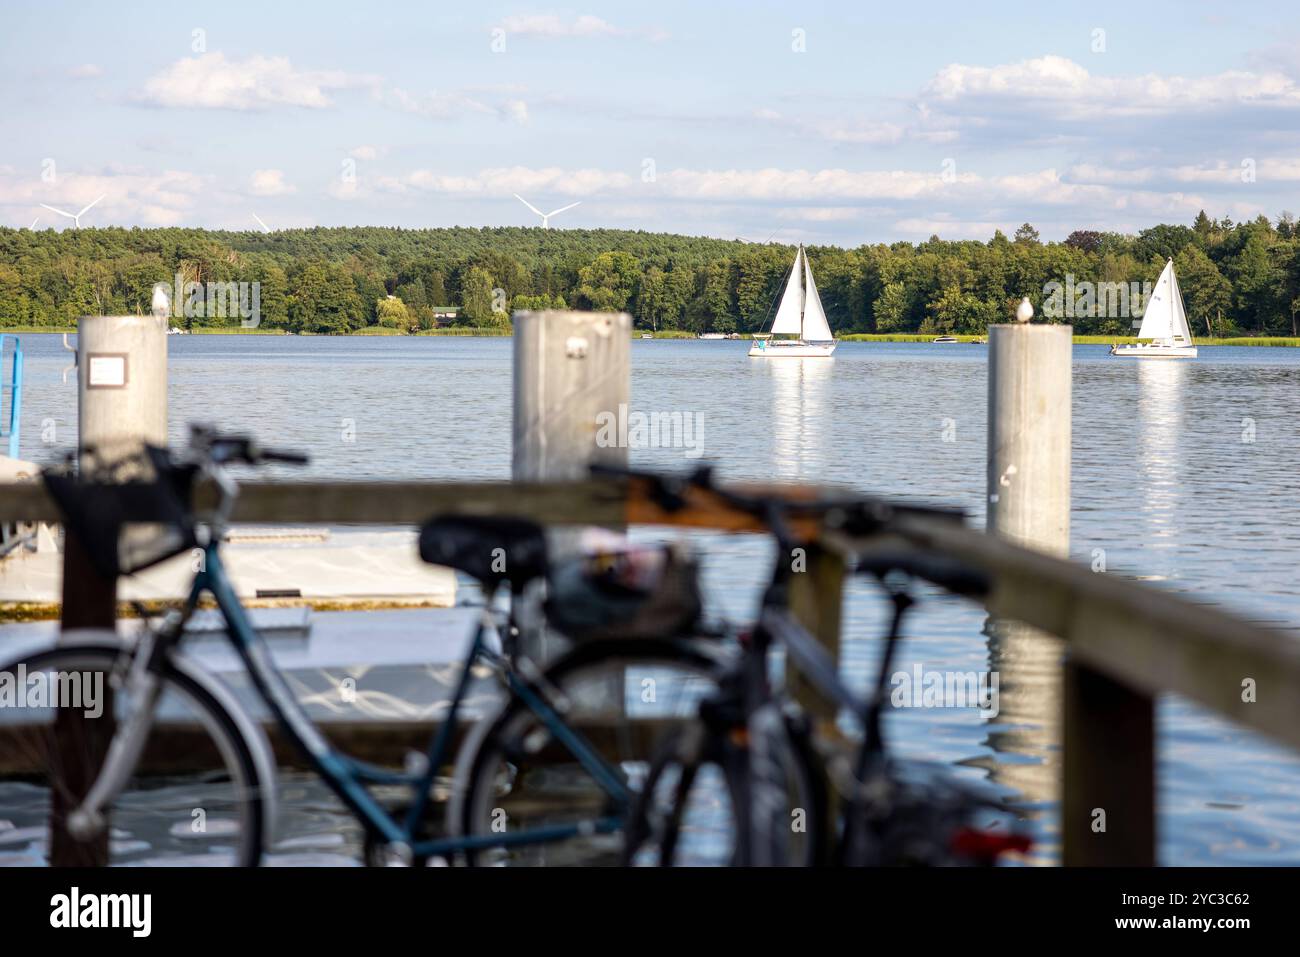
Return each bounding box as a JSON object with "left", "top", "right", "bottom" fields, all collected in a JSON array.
[
  {"left": 1137, "top": 260, "right": 1191, "bottom": 342},
  {"left": 800, "top": 252, "right": 833, "bottom": 342},
  {"left": 769, "top": 248, "right": 805, "bottom": 335},
  {"left": 1167, "top": 264, "right": 1193, "bottom": 342}
]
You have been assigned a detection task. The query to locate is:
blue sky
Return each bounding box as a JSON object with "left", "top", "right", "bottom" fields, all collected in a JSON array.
[{"left": 3, "top": 0, "right": 1300, "bottom": 244}]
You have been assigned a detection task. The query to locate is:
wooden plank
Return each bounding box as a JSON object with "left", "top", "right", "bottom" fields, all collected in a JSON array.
[
  {"left": 1062, "top": 658, "right": 1155, "bottom": 866},
  {"left": 0, "top": 718, "right": 689, "bottom": 775},
  {"left": 786, "top": 543, "right": 846, "bottom": 723},
  {"left": 0, "top": 477, "right": 829, "bottom": 531},
  {"left": 895, "top": 513, "right": 1300, "bottom": 753}
]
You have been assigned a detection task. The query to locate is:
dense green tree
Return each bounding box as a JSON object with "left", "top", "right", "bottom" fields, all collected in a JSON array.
[
  {"left": 376, "top": 296, "right": 415, "bottom": 331},
  {"left": 2, "top": 216, "right": 1298, "bottom": 339},
  {"left": 576, "top": 251, "right": 639, "bottom": 311},
  {"left": 459, "top": 266, "right": 497, "bottom": 325},
  {"left": 1175, "top": 245, "right": 1232, "bottom": 337}
]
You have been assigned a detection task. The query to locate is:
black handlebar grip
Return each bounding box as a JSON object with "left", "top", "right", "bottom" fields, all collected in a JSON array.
[
  {"left": 857, "top": 551, "right": 991, "bottom": 598},
  {"left": 261, "top": 449, "right": 310, "bottom": 465}
]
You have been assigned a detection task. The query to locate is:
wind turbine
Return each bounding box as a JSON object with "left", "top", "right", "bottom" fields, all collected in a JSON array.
[
  {"left": 252, "top": 213, "right": 271, "bottom": 233},
  {"left": 513, "top": 194, "right": 580, "bottom": 229},
  {"left": 39, "top": 194, "right": 105, "bottom": 229}
]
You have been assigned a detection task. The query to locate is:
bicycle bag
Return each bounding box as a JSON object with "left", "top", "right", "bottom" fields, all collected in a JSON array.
[
  {"left": 545, "top": 534, "right": 703, "bottom": 642},
  {"left": 43, "top": 443, "right": 200, "bottom": 581}
]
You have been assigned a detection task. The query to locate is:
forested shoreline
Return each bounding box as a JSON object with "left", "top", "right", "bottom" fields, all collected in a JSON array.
[{"left": 2, "top": 212, "right": 1297, "bottom": 337}]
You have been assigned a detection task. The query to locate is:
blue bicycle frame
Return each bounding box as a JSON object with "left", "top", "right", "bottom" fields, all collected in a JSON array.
[{"left": 180, "top": 540, "right": 631, "bottom": 859}]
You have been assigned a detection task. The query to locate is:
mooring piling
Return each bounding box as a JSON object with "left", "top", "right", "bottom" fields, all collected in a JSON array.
[
  {"left": 53, "top": 314, "right": 169, "bottom": 866},
  {"left": 986, "top": 318, "right": 1071, "bottom": 556}
]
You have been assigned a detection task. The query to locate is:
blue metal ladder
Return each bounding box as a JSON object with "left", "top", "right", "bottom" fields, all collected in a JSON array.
[{"left": 0, "top": 334, "right": 22, "bottom": 459}]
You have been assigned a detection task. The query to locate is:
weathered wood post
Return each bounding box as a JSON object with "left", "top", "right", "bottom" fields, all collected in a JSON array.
[
  {"left": 52, "top": 314, "right": 168, "bottom": 865},
  {"left": 987, "top": 301, "right": 1154, "bottom": 865},
  {"left": 512, "top": 310, "right": 630, "bottom": 661}
]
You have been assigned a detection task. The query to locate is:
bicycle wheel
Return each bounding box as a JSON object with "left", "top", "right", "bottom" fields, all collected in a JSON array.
[
  {"left": 450, "top": 637, "right": 728, "bottom": 866},
  {"left": 621, "top": 724, "right": 744, "bottom": 866},
  {"left": 624, "top": 706, "right": 826, "bottom": 867},
  {"left": 0, "top": 640, "right": 266, "bottom": 866}
]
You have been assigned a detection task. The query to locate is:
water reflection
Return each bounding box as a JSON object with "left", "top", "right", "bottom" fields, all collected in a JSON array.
[
  {"left": 1136, "top": 361, "right": 1188, "bottom": 579},
  {"left": 765, "top": 358, "right": 832, "bottom": 480},
  {"left": 984, "top": 617, "right": 1063, "bottom": 863}
]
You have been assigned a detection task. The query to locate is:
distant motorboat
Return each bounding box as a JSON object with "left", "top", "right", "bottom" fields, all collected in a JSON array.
[
  {"left": 748, "top": 245, "right": 836, "bottom": 358},
  {"left": 1110, "top": 259, "right": 1197, "bottom": 359},
  {"left": 699, "top": 333, "right": 727, "bottom": 340},
  {"left": 640, "top": 333, "right": 654, "bottom": 339},
  {"left": 931, "top": 335, "right": 958, "bottom": 344}
]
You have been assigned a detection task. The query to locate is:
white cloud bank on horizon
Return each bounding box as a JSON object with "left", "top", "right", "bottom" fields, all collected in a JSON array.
[{"left": 923, "top": 54, "right": 1300, "bottom": 119}]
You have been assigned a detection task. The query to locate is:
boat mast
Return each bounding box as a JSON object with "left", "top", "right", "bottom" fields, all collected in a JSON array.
[{"left": 798, "top": 244, "right": 806, "bottom": 340}]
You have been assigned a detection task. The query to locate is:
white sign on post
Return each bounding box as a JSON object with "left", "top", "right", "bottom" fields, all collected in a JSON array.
[{"left": 87, "top": 353, "right": 128, "bottom": 388}]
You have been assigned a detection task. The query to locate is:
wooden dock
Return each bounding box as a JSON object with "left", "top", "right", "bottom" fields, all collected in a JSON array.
[
  {"left": 3, "top": 309, "right": 1299, "bottom": 867},
  {"left": 4, "top": 473, "right": 1300, "bottom": 865}
]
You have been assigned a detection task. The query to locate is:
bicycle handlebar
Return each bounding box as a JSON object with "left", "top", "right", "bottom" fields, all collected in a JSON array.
[
  {"left": 856, "top": 550, "right": 990, "bottom": 599},
  {"left": 589, "top": 462, "right": 963, "bottom": 533},
  {"left": 189, "top": 425, "right": 310, "bottom": 468}
]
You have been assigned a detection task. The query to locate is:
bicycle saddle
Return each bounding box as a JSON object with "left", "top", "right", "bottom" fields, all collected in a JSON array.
[{"left": 418, "top": 515, "right": 548, "bottom": 593}]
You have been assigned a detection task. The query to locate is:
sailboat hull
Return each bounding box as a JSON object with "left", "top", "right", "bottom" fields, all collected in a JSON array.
[
  {"left": 1110, "top": 342, "right": 1197, "bottom": 359},
  {"left": 748, "top": 339, "right": 836, "bottom": 358}
]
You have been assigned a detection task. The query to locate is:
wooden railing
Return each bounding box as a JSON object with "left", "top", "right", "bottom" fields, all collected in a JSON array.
[{"left": 4, "top": 474, "right": 1300, "bottom": 866}]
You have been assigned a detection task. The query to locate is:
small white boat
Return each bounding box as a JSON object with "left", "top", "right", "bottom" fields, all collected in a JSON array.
[
  {"left": 1111, "top": 259, "right": 1197, "bottom": 359},
  {"left": 639, "top": 333, "right": 653, "bottom": 340},
  {"left": 749, "top": 245, "right": 836, "bottom": 358},
  {"left": 699, "top": 333, "right": 727, "bottom": 340},
  {"left": 932, "top": 335, "right": 958, "bottom": 344}
]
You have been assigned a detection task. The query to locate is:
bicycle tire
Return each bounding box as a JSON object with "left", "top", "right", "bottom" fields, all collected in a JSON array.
[
  {"left": 449, "top": 637, "right": 725, "bottom": 866},
  {"left": 624, "top": 707, "right": 827, "bottom": 866},
  {"left": 0, "top": 641, "right": 266, "bottom": 866}
]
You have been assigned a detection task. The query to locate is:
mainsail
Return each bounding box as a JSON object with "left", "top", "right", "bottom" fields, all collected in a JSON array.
[
  {"left": 766, "top": 245, "right": 833, "bottom": 341},
  {"left": 770, "top": 248, "right": 805, "bottom": 335},
  {"left": 1167, "top": 263, "right": 1192, "bottom": 342},
  {"left": 1137, "top": 260, "right": 1192, "bottom": 343}
]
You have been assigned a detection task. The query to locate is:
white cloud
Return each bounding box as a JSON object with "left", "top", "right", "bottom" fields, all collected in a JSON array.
[
  {"left": 375, "top": 165, "right": 634, "bottom": 196},
  {"left": 138, "top": 52, "right": 378, "bottom": 110},
  {"left": 1069, "top": 159, "right": 1300, "bottom": 186},
  {"left": 924, "top": 54, "right": 1300, "bottom": 118},
  {"left": 69, "top": 63, "right": 103, "bottom": 79},
  {"left": 0, "top": 166, "right": 207, "bottom": 227},
  {"left": 894, "top": 218, "right": 1016, "bottom": 240},
  {"left": 776, "top": 207, "right": 863, "bottom": 222},
  {"left": 362, "top": 162, "right": 1243, "bottom": 235},
  {"left": 249, "top": 169, "right": 295, "bottom": 196},
  {"left": 498, "top": 14, "right": 668, "bottom": 41},
  {"left": 384, "top": 87, "right": 528, "bottom": 123}
]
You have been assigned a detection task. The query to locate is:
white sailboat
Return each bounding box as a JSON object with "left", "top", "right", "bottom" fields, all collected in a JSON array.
[
  {"left": 749, "top": 245, "right": 836, "bottom": 358},
  {"left": 1110, "top": 259, "right": 1197, "bottom": 359}
]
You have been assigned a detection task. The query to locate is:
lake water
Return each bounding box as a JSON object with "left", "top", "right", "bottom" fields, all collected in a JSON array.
[{"left": 6, "top": 333, "right": 1300, "bottom": 865}]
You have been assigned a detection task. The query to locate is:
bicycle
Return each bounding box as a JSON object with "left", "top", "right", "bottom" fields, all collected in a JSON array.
[
  {"left": 612, "top": 464, "right": 1031, "bottom": 867},
  {"left": 0, "top": 427, "right": 727, "bottom": 866}
]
